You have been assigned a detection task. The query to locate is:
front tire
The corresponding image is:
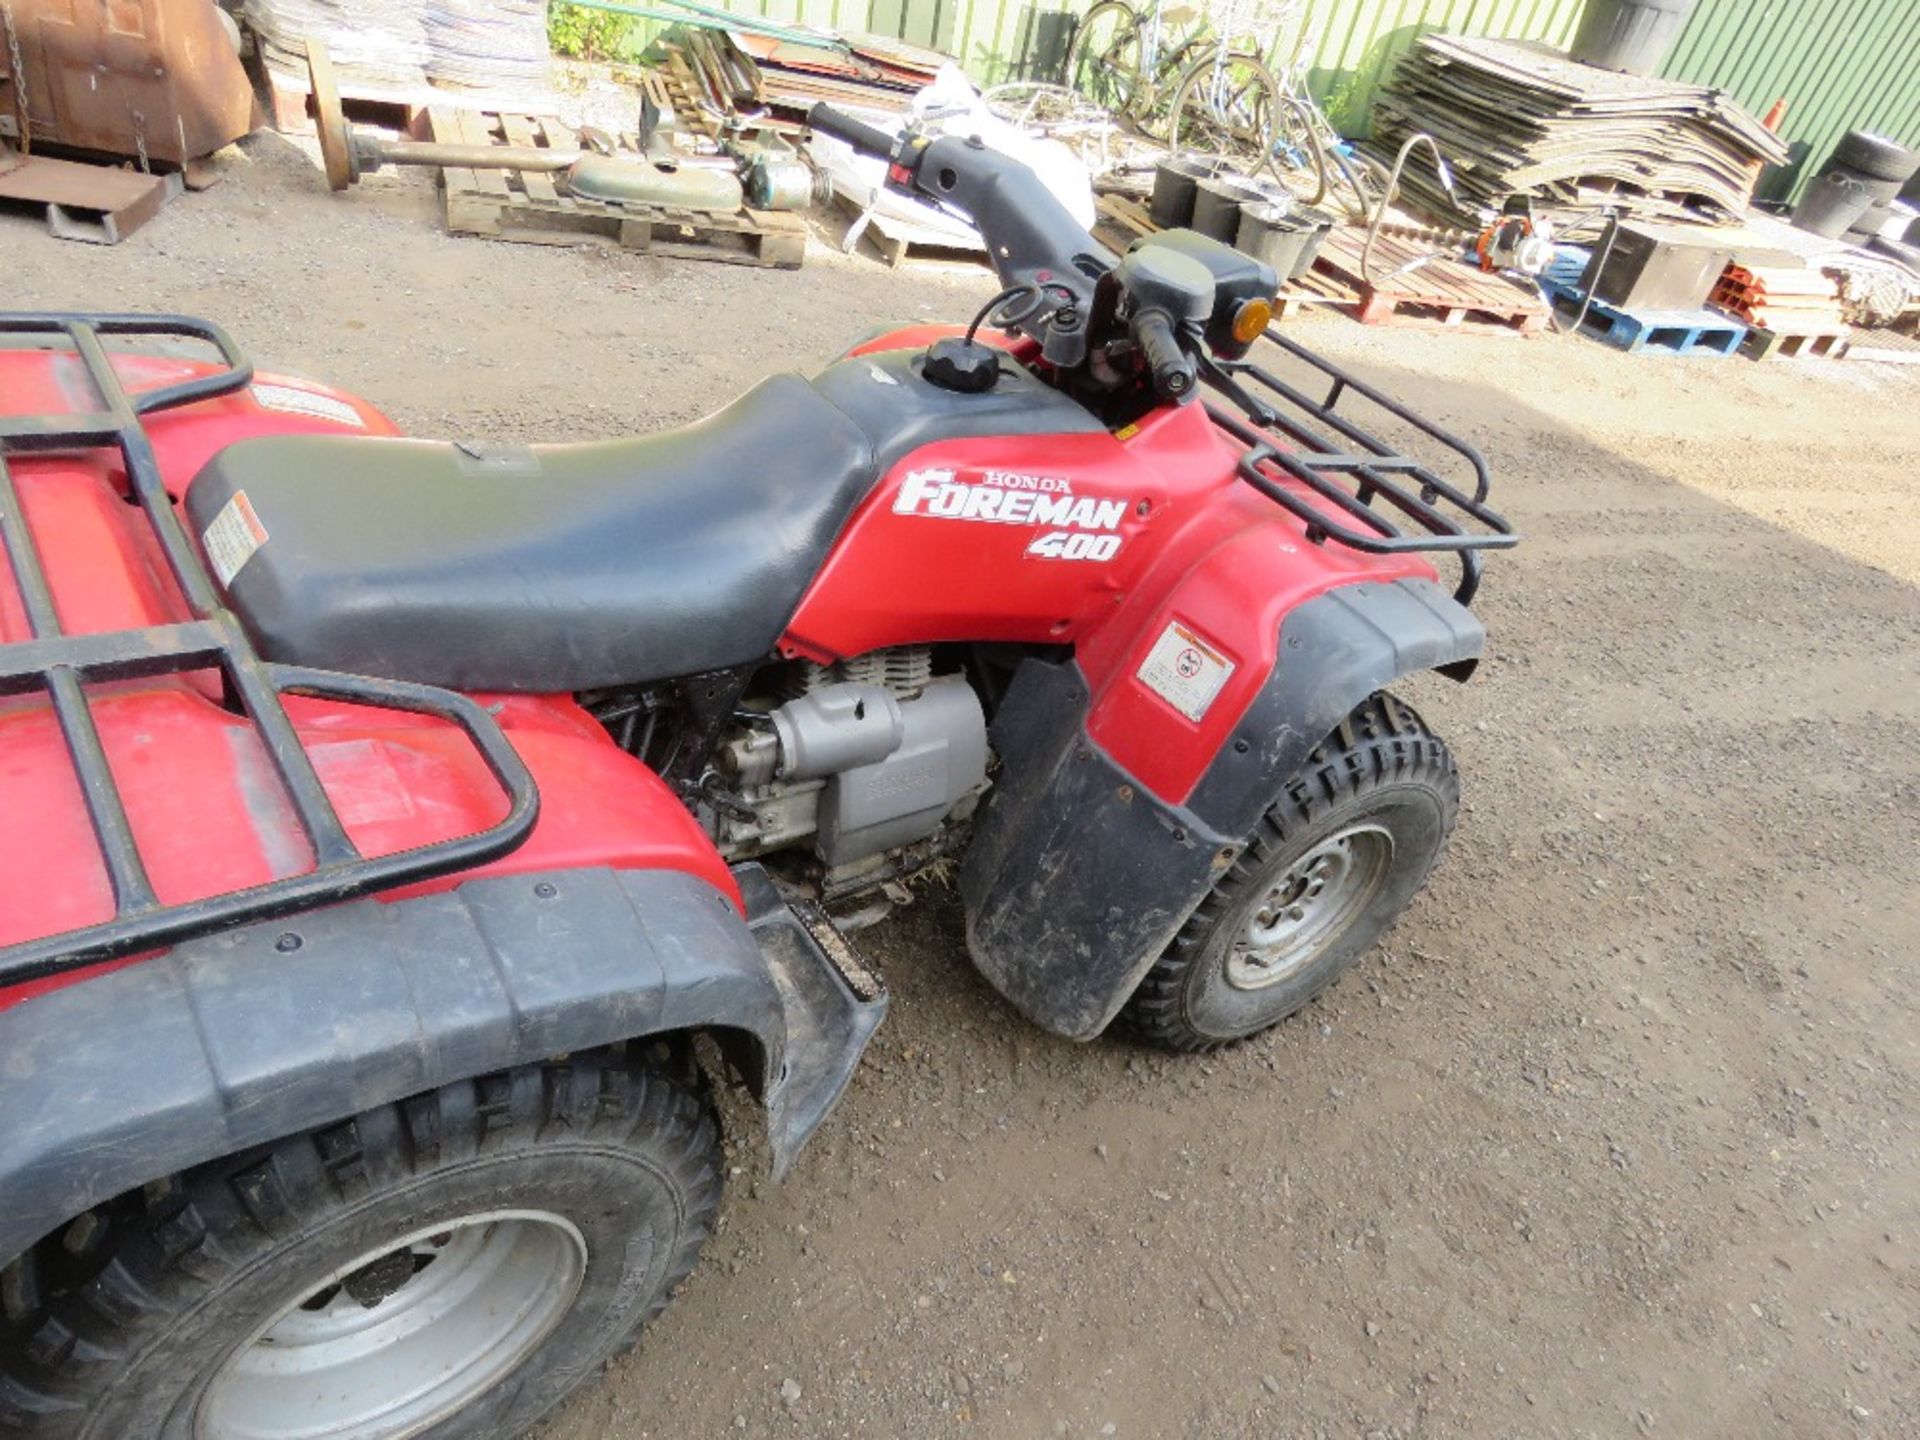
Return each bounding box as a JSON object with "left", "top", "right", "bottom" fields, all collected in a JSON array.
[
  {"left": 0, "top": 1057, "right": 721, "bottom": 1439},
  {"left": 1120, "top": 692, "right": 1458, "bottom": 1051}
]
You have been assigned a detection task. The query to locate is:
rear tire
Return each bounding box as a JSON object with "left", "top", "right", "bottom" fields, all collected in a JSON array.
[
  {"left": 0, "top": 1058, "right": 721, "bottom": 1439},
  {"left": 1119, "top": 692, "right": 1458, "bottom": 1051}
]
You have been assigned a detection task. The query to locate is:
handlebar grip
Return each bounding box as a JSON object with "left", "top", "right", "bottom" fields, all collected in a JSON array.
[
  {"left": 1133, "top": 311, "right": 1197, "bottom": 403},
  {"left": 807, "top": 103, "right": 899, "bottom": 161}
]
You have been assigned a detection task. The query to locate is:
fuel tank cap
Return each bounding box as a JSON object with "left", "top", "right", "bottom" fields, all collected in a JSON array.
[{"left": 922, "top": 337, "right": 1000, "bottom": 393}]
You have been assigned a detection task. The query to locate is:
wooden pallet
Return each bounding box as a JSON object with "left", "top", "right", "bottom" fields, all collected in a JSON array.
[
  {"left": 427, "top": 110, "right": 805, "bottom": 269},
  {"left": 833, "top": 191, "right": 987, "bottom": 268},
  {"left": 1315, "top": 227, "right": 1547, "bottom": 334},
  {"left": 1275, "top": 267, "right": 1361, "bottom": 318},
  {"left": 1093, "top": 191, "right": 1156, "bottom": 249},
  {"left": 1739, "top": 325, "right": 1850, "bottom": 362},
  {"left": 1842, "top": 324, "right": 1920, "bottom": 366}
]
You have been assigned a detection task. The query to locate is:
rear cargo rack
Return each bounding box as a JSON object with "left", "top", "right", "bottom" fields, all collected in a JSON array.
[
  {"left": 0, "top": 313, "right": 537, "bottom": 988},
  {"left": 1208, "top": 328, "right": 1517, "bottom": 605}
]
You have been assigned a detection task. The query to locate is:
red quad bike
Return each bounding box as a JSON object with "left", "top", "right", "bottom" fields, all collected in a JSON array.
[{"left": 0, "top": 108, "right": 1513, "bottom": 1437}]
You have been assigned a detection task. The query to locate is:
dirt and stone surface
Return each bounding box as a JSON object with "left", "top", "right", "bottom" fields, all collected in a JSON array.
[{"left": 8, "top": 133, "right": 1917, "bottom": 1439}]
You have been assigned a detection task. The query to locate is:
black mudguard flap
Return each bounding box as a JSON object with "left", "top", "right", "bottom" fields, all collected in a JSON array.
[
  {"left": 736, "top": 864, "right": 888, "bottom": 1180},
  {"left": 961, "top": 578, "right": 1484, "bottom": 1040},
  {"left": 0, "top": 864, "right": 886, "bottom": 1264}
]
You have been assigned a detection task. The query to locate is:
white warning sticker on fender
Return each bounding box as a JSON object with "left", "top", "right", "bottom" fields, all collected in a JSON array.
[
  {"left": 1137, "top": 620, "right": 1236, "bottom": 722},
  {"left": 202, "top": 489, "right": 269, "bottom": 588},
  {"left": 252, "top": 382, "right": 365, "bottom": 429}
]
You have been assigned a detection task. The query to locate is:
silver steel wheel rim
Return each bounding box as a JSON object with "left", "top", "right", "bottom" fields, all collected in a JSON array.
[
  {"left": 197, "top": 1209, "right": 588, "bottom": 1440},
  {"left": 1225, "top": 823, "right": 1394, "bottom": 991}
]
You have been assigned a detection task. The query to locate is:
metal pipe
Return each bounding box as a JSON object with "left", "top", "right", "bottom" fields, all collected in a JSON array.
[
  {"left": 1359, "top": 131, "right": 1456, "bottom": 287},
  {"left": 368, "top": 138, "right": 582, "bottom": 172}
]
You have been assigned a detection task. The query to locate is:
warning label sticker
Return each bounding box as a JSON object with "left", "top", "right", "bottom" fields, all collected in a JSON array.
[
  {"left": 202, "top": 490, "right": 269, "bottom": 589},
  {"left": 252, "top": 382, "right": 366, "bottom": 429},
  {"left": 1136, "top": 620, "right": 1236, "bottom": 722}
]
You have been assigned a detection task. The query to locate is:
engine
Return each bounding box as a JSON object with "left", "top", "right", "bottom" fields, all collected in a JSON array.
[{"left": 709, "top": 646, "right": 990, "bottom": 911}]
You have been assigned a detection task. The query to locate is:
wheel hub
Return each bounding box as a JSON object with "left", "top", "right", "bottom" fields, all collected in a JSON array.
[
  {"left": 196, "top": 1210, "right": 587, "bottom": 1440},
  {"left": 1225, "top": 823, "right": 1394, "bottom": 991},
  {"left": 338, "top": 1248, "right": 419, "bottom": 1309}
]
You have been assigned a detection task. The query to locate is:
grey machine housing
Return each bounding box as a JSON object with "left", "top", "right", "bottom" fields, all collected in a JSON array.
[
  {"left": 774, "top": 677, "right": 988, "bottom": 866},
  {"left": 718, "top": 675, "right": 989, "bottom": 871}
]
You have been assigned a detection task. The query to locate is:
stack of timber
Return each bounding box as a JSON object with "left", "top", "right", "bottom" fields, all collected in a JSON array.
[
  {"left": 657, "top": 26, "right": 947, "bottom": 134},
  {"left": 1369, "top": 34, "right": 1789, "bottom": 227},
  {"left": 1710, "top": 263, "right": 1850, "bottom": 360}
]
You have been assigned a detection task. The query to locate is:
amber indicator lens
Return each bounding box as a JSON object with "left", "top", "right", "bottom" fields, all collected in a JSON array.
[{"left": 1232, "top": 298, "right": 1273, "bottom": 346}]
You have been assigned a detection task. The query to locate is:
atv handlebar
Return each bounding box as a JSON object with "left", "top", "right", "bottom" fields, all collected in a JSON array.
[
  {"left": 808, "top": 102, "right": 1112, "bottom": 365},
  {"left": 806, "top": 104, "right": 898, "bottom": 164},
  {"left": 1131, "top": 310, "right": 1197, "bottom": 402}
]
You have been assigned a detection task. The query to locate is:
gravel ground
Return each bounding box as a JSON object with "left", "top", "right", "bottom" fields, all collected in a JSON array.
[{"left": 9, "top": 134, "right": 1918, "bottom": 1440}]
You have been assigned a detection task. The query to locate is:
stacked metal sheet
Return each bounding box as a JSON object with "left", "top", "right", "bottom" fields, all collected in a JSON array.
[
  {"left": 245, "top": 0, "right": 550, "bottom": 97},
  {"left": 1368, "top": 34, "right": 1790, "bottom": 227},
  {"left": 244, "top": 0, "right": 431, "bottom": 90},
  {"left": 424, "top": 0, "right": 550, "bottom": 92}
]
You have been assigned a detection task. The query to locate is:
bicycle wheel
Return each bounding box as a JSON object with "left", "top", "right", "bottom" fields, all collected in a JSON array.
[
  {"left": 1064, "top": 0, "right": 1147, "bottom": 117},
  {"left": 1133, "top": 35, "right": 1212, "bottom": 141},
  {"left": 1266, "top": 94, "right": 1330, "bottom": 208},
  {"left": 1167, "top": 50, "right": 1282, "bottom": 175}
]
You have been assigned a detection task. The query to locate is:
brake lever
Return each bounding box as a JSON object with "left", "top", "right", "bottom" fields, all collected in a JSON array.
[{"left": 1193, "top": 348, "right": 1278, "bottom": 428}]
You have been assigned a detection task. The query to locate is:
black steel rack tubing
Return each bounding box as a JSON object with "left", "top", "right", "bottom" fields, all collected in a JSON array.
[
  {"left": 0, "top": 313, "right": 539, "bottom": 987},
  {"left": 1207, "top": 327, "right": 1519, "bottom": 606}
]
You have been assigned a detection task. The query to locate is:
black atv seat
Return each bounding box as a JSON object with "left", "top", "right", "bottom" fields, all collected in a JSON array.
[{"left": 183, "top": 375, "right": 877, "bottom": 693}]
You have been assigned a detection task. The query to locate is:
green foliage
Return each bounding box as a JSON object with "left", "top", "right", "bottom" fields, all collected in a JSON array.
[{"left": 548, "top": 1, "right": 643, "bottom": 60}]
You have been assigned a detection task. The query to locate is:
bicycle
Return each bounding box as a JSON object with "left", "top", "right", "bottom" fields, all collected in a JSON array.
[
  {"left": 1061, "top": 0, "right": 1204, "bottom": 126},
  {"left": 1061, "top": 0, "right": 1369, "bottom": 214}
]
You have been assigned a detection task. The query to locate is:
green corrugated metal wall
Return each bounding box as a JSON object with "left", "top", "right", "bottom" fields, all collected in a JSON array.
[
  {"left": 1280, "top": 0, "right": 1588, "bottom": 132},
  {"left": 1660, "top": 0, "right": 1920, "bottom": 201},
  {"left": 653, "top": 0, "right": 1918, "bottom": 198}
]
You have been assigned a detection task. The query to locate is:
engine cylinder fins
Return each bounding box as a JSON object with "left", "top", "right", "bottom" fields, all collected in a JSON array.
[{"left": 795, "top": 645, "right": 934, "bottom": 699}]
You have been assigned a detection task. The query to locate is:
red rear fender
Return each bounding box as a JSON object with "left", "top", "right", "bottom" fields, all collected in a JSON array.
[
  {"left": 0, "top": 348, "right": 734, "bottom": 1013},
  {"left": 0, "top": 684, "right": 734, "bottom": 1012}
]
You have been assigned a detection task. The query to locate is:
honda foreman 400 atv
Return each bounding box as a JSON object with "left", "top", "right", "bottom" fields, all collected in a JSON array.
[{"left": 0, "top": 107, "right": 1512, "bottom": 1437}]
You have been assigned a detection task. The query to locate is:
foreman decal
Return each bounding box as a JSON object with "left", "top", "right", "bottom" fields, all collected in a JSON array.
[{"left": 891, "top": 467, "right": 1127, "bottom": 562}]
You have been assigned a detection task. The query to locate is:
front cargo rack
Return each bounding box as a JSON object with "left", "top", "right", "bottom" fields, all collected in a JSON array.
[
  {"left": 1208, "top": 328, "right": 1518, "bottom": 606},
  {"left": 0, "top": 313, "right": 538, "bottom": 988}
]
